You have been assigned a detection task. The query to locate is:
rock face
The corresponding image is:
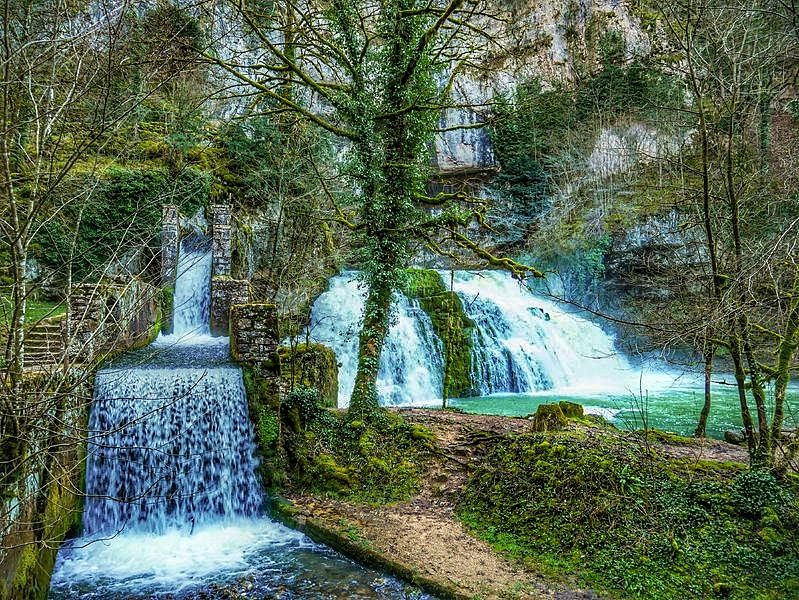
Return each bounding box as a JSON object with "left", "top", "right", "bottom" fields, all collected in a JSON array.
[
  {"left": 435, "top": 0, "right": 653, "bottom": 172},
  {"left": 604, "top": 210, "right": 706, "bottom": 301}
]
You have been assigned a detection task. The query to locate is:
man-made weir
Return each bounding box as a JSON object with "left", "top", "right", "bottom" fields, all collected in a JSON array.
[{"left": 49, "top": 237, "right": 424, "bottom": 599}]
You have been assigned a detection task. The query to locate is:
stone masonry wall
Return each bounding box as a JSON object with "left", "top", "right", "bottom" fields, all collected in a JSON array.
[
  {"left": 210, "top": 278, "right": 251, "bottom": 336},
  {"left": 161, "top": 204, "right": 179, "bottom": 287},
  {"left": 67, "top": 278, "right": 159, "bottom": 363},
  {"left": 230, "top": 304, "right": 279, "bottom": 364},
  {"left": 211, "top": 204, "right": 232, "bottom": 277}
]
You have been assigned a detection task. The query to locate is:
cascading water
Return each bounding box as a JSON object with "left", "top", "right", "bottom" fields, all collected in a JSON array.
[
  {"left": 451, "top": 270, "right": 636, "bottom": 396},
  {"left": 83, "top": 367, "right": 261, "bottom": 535},
  {"left": 50, "top": 239, "right": 423, "bottom": 599},
  {"left": 307, "top": 269, "right": 667, "bottom": 409},
  {"left": 169, "top": 235, "right": 212, "bottom": 338},
  {"left": 306, "top": 273, "right": 444, "bottom": 408}
]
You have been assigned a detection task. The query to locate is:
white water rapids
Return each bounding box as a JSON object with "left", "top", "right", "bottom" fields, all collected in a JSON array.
[{"left": 308, "top": 270, "right": 672, "bottom": 408}]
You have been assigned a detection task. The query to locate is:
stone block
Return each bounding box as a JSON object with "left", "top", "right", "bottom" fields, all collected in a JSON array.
[
  {"left": 230, "top": 303, "right": 279, "bottom": 364},
  {"left": 211, "top": 204, "right": 233, "bottom": 277},
  {"left": 211, "top": 278, "right": 251, "bottom": 336}
]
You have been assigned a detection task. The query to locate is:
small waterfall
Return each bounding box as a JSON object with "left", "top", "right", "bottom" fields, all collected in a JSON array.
[
  {"left": 377, "top": 293, "right": 445, "bottom": 406},
  {"left": 307, "top": 270, "right": 639, "bottom": 406},
  {"left": 170, "top": 235, "right": 212, "bottom": 338},
  {"left": 84, "top": 366, "right": 261, "bottom": 535},
  {"left": 451, "top": 270, "right": 634, "bottom": 395},
  {"left": 306, "top": 273, "right": 444, "bottom": 407}
]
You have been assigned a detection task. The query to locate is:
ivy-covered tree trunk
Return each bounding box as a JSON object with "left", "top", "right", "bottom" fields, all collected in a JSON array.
[
  {"left": 693, "top": 347, "right": 713, "bottom": 438},
  {"left": 349, "top": 283, "right": 392, "bottom": 416},
  {"left": 347, "top": 1, "right": 440, "bottom": 416}
]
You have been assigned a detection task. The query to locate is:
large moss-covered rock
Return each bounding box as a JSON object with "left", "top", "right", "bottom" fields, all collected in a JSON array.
[
  {"left": 402, "top": 269, "right": 476, "bottom": 398},
  {"left": 278, "top": 343, "right": 338, "bottom": 409},
  {"left": 529, "top": 403, "right": 568, "bottom": 432},
  {"left": 558, "top": 401, "right": 584, "bottom": 419}
]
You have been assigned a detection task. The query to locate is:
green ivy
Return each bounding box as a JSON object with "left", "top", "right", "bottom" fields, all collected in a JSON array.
[{"left": 35, "top": 165, "right": 209, "bottom": 281}]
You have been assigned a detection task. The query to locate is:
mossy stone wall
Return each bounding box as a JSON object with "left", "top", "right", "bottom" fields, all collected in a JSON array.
[
  {"left": 242, "top": 364, "right": 285, "bottom": 490},
  {"left": 402, "top": 269, "right": 476, "bottom": 398},
  {"left": 230, "top": 303, "right": 279, "bottom": 364}
]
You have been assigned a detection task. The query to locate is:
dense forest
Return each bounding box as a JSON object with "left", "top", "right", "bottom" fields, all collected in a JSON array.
[{"left": 0, "top": 1, "right": 798, "bottom": 599}]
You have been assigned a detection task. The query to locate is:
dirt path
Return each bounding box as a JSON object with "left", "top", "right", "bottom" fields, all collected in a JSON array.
[
  {"left": 280, "top": 410, "right": 749, "bottom": 599},
  {"left": 282, "top": 410, "right": 600, "bottom": 599}
]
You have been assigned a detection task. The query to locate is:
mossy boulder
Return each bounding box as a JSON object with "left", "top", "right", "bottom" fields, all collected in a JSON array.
[
  {"left": 529, "top": 403, "right": 568, "bottom": 432},
  {"left": 278, "top": 343, "right": 338, "bottom": 408},
  {"left": 558, "top": 401, "right": 584, "bottom": 419},
  {"left": 402, "top": 269, "right": 476, "bottom": 398}
]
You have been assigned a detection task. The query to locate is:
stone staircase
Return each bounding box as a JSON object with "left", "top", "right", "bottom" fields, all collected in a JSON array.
[{"left": 23, "top": 319, "right": 65, "bottom": 368}]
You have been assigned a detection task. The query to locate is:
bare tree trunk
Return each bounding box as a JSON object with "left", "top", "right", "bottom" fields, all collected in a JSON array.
[{"left": 694, "top": 346, "right": 714, "bottom": 437}]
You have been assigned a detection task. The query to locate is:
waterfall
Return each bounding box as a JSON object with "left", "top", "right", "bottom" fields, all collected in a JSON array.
[
  {"left": 170, "top": 234, "right": 212, "bottom": 339},
  {"left": 83, "top": 366, "right": 261, "bottom": 535},
  {"left": 82, "top": 235, "right": 260, "bottom": 535},
  {"left": 451, "top": 270, "right": 635, "bottom": 396},
  {"left": 307, "top": 269, "right": 640, "bottom": 406},
  {"left": 306, "top": 273, "right": 444, "bottom": 407},
  {"left": 51, "top": 240, "right": 432, "bottom": 599}
]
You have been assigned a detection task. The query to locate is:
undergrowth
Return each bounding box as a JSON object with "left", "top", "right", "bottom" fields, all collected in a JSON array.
[
  {"left": 282, "top": 389, "right": 434, "bottom": 504},
  {"left": 457, "top": 430, "right": 799, "bottom": 599}
]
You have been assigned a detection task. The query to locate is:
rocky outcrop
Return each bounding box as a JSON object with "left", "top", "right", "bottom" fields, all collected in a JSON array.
[{"left": 435, "top": 0, "right": 654, "bottom": 172}]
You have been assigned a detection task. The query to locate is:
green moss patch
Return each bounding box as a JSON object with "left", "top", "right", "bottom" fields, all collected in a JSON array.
[
  {"left": 402, "top": 269, "right": 475, "bottom": 398},
  {"left": 458, "top": 429, "right": 799, "bottom": 599},
  {"left": 282, "top": 403, "right": 433, "bottom": 504},
  {"left": 242, "top": 365, "right": 285, "bottom": 490},
  {"left": 278, "top": 343, "right": 338, "bottom": 408}
]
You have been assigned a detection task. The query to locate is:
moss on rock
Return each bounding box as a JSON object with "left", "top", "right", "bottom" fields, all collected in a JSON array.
[
  {"left": 242, "top": 365, "right": 285, "bottom": 490},
  {"left": 402, "top": 269, "right": 476, "bottom": 398},
  {"left": 529, "top": 403, "right": 568, "bottom": 432},
  {"left": 558, "top": 401, "right": 584, "bottom": 419},
  {"left": 278, "top": 343, "right": 338, "bottom": 408},
  {"left": 281, "top": 407, "right": 433, "bottom": 504},
  {"left": 159, "top": 287, "right": 174, "bottom": 335},
  {"left": 458, "top": 428, "right": 798, "bottom": 600},
  {"left": 0, "top": 382, "right": 87, "bottom": 600}
]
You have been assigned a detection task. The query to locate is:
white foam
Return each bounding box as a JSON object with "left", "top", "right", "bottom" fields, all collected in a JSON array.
[{"left": 51, "top": 519, "right": 308, "bottom": 595}]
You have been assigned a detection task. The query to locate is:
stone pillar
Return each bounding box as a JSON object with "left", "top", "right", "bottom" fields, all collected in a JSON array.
[
  {"left": 211, "top": 277, "right": 251, "bottom": 336},
  {"left": 211, "top": 204, "right": 232, "bottom": 277},
  {"left": 161, "top": 205, "right": 179, "bottom": 288},
  {"left": 229, "top": 303, "right": 279, "bottom": 364}
]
